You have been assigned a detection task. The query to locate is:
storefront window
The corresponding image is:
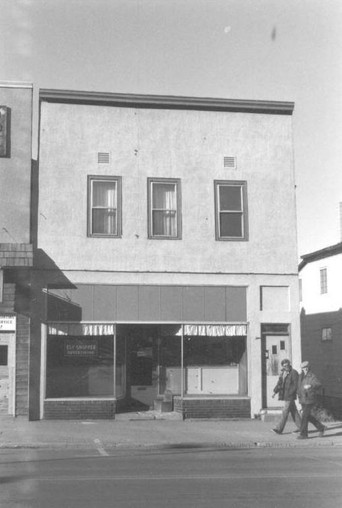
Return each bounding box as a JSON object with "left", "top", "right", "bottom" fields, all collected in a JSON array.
[
  {"left": 46, "top": 335, "right": 114, "bottom": 398},
  {"left": 158, "top": 334, "right": 182, "bottom": 396},
  {"left": 115, "top": 335, "right": 126, "bottom": 399},
  {"left": 184, "top": 335, "right": 247, "bottom": 395}
]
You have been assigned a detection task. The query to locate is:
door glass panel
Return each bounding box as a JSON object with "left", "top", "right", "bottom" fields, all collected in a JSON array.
[{"left": 265, "top": 334, "right": 289, "bottom": 408}]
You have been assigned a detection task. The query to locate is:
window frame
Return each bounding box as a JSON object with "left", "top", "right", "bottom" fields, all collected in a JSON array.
[
  {"left": 320, "top": 267, "right": 328, "bottom": 294},
  {"left": 87, "top": 175, "right": 122, "bottom": 238},
  {"left": 321, "top": 327, "right": 332, "bottom": 342},
  {"left": 147, "top": 177, "right": 182, "bottom": 240},
  {"left": 214, "top": 180, "right": 248, "bottom": 241}
]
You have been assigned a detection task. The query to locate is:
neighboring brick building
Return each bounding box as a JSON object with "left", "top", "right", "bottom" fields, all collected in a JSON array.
[
  {"left": 299, "top": 241, "right": 342, "bottom": 416},
  {"left": 27, "top": 89, "right": 301, "bottom": 421},
  {"left": 0, "top": 82, "right": 33, "bottom": 416}
]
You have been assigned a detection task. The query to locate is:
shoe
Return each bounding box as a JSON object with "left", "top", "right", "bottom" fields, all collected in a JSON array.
[
  {"left": 318, "top": 426, "right": 326, "bottom": 437},
  {"left": 292, "top": 429, "right": 300, "bottom": 434},
  {"left": 271, "top": 428, "right": 281, "bottom": 434},
  {"left": 297, "top": 435, "right": 308, "bottom": 440}
]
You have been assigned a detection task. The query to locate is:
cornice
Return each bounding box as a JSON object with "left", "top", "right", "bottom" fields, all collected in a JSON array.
[{"left": 39, "top": 89, "right": 294, "bottom": 115}]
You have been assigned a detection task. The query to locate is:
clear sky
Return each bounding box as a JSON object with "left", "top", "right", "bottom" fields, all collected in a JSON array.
[{"left": 1, "top": 0, "right": 342, "bottom": 258}]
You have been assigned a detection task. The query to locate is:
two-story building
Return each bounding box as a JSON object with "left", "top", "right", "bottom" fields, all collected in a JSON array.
[
  {"left": 0, "top": 82, "right": 33, "bottom": 417},
  {"left": 28, "top": 89, "right": 300, "bottom": 421},
  {"left": 299, "top": 240, "right": 342, "bottom": 412}
]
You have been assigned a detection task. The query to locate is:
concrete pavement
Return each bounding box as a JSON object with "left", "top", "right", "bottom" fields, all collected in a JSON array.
[{"left": 1, "top": 411, "right": 342, "bottom": 451}]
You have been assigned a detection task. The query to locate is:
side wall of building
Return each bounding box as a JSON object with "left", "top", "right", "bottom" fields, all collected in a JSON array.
[
  {"left": 301, "top": 309, "right": 342, "bottom": 398},
  {"left": 0, "top": 84, "right": 33, "bottom": 417},
  {"left": 0, "top": 85, "right": 32, "bottom": 244},
  {"left": 300, "top": 253, "right": 342, "bottom": 314},
  {"left": 300, "top": 254, "right": 342, "bottom": 416}
]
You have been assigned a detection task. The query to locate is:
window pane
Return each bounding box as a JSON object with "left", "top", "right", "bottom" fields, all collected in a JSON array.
[
  {"left": 46, "top": 335, "right": 114, "bottom": 398},
  {"left": 219, "top": 185, "right": 241, "bottom": 211},
  {"left": 92, "top": 209, "right": 117, "bottom": 235},
  {"left": 159, "top": 333, "right": 182, "bottom": 396},
  {"left": 320, "top": 268, "right": 328, "bottom": 294},
  {"left": 220, "top": 212, "right": 243, "bottom": 237},
  {"left": 93, "top": 181, "right": 117, "bottom": 207},
  {"left": 152, "top": 183, "right": 176, "bottom": 209},
  {"left": 184, "top": 336, "right": 247, "bottom": 395},
  {"left": 0, "top": 345, "right": 8, "bottom": 366},
  {"left": 152, "top": 210, "right": 177, "bottom": 236},
  {"left": 322, "top": 328, "right": 332, "bottom": 341}
]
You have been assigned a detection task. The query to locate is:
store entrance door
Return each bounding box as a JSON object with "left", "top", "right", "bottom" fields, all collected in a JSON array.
[
  {"left": 129, "top": 335, "right": 158, "bottom": 410},
  {"left": 262, "top": 333, "right": 290, "bottom": 408},
  {"left": 117, "top": 325, "right": 159, "bottom": 412},
  {"left": 0, "top": 333, "right": 15, "bottom": 415}
]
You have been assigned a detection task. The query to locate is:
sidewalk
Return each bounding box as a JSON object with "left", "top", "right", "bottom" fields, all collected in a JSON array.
[{"left": 1, "top": 412, "right": 342, "bottom": 451}]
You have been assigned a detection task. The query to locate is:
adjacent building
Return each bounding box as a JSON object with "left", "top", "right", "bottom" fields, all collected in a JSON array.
[
  {"left": 299, "top": 240, "right": 342, "bottom": 412},
  {"left": 26, "top": 89, "right": 300, "bottom": 420},
  {"left": 0, "top": 82, "right": 33, "bottom": 416}
]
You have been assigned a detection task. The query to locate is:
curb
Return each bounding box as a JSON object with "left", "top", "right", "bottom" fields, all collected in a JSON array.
[{"left": 1, "top": 439, "right": 341, "bottom": 451}]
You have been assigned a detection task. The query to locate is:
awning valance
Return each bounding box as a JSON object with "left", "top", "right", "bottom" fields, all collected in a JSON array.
[
  {"left": 48, "top": 323, "right": 114, "bottom": 336},
  {"left": 178, "top": 324, "right": 247, "bottom": 337},
  {"left": 47, "top": 323, "right": 247, "bottom": 337}
]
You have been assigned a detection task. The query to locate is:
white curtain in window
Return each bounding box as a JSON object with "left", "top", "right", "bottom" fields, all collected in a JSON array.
[
  {"left": 48, "top": 323, "right": 115, "bottom": 336},
  {"left": 152, "top": 183, "right": 176, "bottom": 236},
  {"left": 92, "top": 181, "right": 117, "bottom": 235},
  {"left": 176, "top": 324, "right": 247, "bottom": 336}
]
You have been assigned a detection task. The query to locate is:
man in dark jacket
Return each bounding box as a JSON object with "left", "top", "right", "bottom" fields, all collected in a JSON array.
[
  {"left": 272, "top": 359, "right": 301, "bottom": 434},
  {"left": 297, "top": 361, "right": 326, "bottom": 440}
]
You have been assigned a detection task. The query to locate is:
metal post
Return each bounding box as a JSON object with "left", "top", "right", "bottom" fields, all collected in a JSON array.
[
  {"left": 181, "top": 324, "right": 184, "bottom": 400},
  {"left": 113, "top": 323, "right": 116, "bottom": 399}
]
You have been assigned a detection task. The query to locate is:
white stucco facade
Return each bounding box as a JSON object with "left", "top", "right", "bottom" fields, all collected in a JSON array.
[
  {"left": 38, "top": 101, "right": 297, "bottom": 275},
  {"left": 34, "top": 91, "right": 300, "bottom": 419},
  {"left": 300, "top": 249, "right": 342, "bottom": 314}
]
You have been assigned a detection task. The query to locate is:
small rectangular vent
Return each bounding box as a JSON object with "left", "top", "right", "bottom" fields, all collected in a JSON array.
[
  {"left": 98, "top": 152, "right": 110, "bottom": 164},
  {"left": 224, "top": 156, "right": 237, "bottom": 169}
]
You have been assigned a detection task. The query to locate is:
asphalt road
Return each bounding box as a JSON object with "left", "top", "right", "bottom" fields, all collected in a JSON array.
[{"left": 1, "top": 446, "right": 342, "bottom": 508}]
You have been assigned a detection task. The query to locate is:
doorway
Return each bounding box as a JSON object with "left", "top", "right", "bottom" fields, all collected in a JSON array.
[
  {"left": 115, "top": 324, "right": 182, "bottom": 413},
  {"left": 261, "top": 324, "right": 290, "bottom": 408},
  {"left": 116, "top": 325, "right": 160, "bottom": 412}
]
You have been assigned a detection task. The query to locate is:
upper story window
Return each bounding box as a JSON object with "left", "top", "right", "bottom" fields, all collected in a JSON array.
[
  {"left": 321, "top": 327, "right": 332, "bottom": 341},
  {"left": 214, "top": 180, "right": 248, "bottom": 241},
  {"left": 320, "top": 267, "right": 328, "bottom": 294},
  {"left": 148, "top": 178, "right": 181, "bottom": 239},
  {"left": 87, "top": 176, "right": 122, "bottom": 237}
]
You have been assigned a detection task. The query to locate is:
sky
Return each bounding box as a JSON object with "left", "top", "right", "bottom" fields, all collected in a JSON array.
[{"left": 1, "top": 0, "right": 342, "bottom": 258}]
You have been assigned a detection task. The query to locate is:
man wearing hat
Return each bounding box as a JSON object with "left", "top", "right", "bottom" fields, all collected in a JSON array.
[
  {"left": 297, "top": 361, "right": 326, "bottom": 439},
  {"left": 271, "top": 359, "right": 301, "bottom": 434}
]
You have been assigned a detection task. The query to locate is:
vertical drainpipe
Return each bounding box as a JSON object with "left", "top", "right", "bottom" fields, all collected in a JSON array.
[
  {"left": 181, "top": 324, "right": 184, "bottom": 407},
  {"left": 40, "top": 323, "right": 47, "bottom": 420},
  {"left": 113, "top": 323, "right": 116, "bottom": 403},
  {"left": 340, "top": 202, "right": 342, "bottom": 241}
]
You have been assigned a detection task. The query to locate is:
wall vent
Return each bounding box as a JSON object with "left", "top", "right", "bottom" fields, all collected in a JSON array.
[
  {"left": 223, "top": 156, "right": 237, "bottom": 169},
  {"left": 98, "top": 152, "right": 110, "bottom": 164}
]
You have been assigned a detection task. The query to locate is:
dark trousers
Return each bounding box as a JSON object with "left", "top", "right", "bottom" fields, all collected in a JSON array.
[
  {"left": 299, "top": 403, "right": 325, "bottom": 436},
  {"left": 275, "top": 400, "right": 301, "bottom": 433}
]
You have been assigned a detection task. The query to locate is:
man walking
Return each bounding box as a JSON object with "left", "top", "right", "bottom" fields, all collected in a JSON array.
[
  {"left": 297, "top": 360, "right": 326, "bottom": 440},
  {"left": 272, "top": 358, "right": 301, "bottom": 434}
]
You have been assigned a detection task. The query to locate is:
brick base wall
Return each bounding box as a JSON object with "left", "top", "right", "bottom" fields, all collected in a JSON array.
[
  {"left": 174, "top": 397, "right": 251, "bottom": 419},
  {"left": 15, "top": 314, "right": 30, "bottom": 416},
  {"left": 44, "top": 399, "right": 116, "bottom": 420}
]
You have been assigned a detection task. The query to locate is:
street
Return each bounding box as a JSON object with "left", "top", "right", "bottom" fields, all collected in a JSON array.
[{"left": 1, "top": 446, "right": 342, "bottom": 507}]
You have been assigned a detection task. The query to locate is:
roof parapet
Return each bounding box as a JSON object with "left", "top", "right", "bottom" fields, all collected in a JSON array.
[{"left": 39, "top": 89, "right": 294, "bottom": 115}]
